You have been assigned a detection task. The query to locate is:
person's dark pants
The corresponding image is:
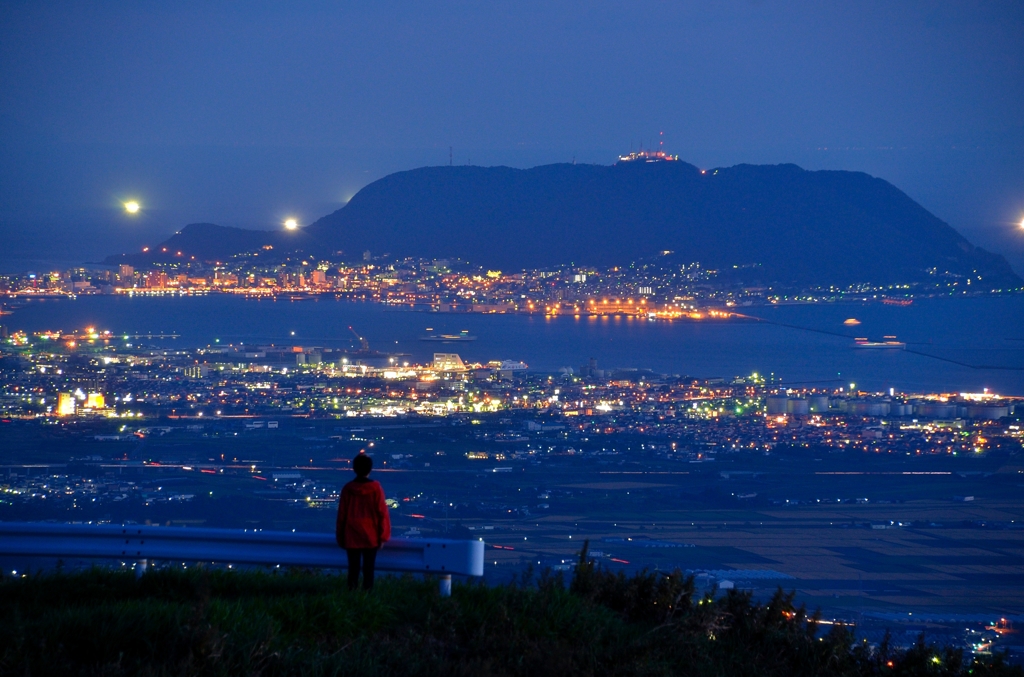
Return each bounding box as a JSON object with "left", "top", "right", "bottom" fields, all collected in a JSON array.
[{"left": 346, "top": 547, "right": 378, "bottom": 590}]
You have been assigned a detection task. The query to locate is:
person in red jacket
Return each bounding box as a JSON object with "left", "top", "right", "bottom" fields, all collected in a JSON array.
[{"left": 336, "top": 453, "right": 391, "bottom": 590}]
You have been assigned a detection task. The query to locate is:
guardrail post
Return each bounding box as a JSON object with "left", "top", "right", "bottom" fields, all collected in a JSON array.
[
  {"left": 135, "top": 559, "right": 148, "bottom": 578},
  {"left": 439, "top": 574, "right": 452, "bottom": 597}
]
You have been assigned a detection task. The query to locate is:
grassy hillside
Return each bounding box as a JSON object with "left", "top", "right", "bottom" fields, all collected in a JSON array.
[{"left": 1, "top": 554, "right": 1020, "bottom": 676}]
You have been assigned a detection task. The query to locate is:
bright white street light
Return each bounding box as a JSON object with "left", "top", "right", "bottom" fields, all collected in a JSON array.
[
  {"left": 284, "top": 218, "right": 298, "bottom": 230},
  {"left": 124, "top": 201, "right": 140, "bottom": 214}
]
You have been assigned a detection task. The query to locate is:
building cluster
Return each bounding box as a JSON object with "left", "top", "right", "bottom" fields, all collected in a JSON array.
[
  {"left": 0, "top": 474, "right": 192, "bottom": 509},
  {"left": 2, "top": 328, "right": 1021, "bottom": 459},
  {"left": 1, "top": 250, "right": 1006, "bottom": 318},
  {"left": 0, "top": 465, "right": 346, "bottom": 516}
]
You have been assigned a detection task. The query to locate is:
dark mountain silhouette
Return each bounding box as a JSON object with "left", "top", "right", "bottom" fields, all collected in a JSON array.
[
  {"left": 109, "top": 162, "right": 1022, "bottom": 288},
  {"left": 304, "top": 162, "right": 1019, "bottom": 286},
  {"left": 105, "top": 223, "right": 297, "bottom": 266}
]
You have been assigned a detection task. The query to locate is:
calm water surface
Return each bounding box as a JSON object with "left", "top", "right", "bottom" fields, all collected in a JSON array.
[{"left": 6, "top": 294, "right": 1024, "bottom": 394}]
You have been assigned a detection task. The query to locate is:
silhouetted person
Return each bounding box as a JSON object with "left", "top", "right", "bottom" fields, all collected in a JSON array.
[{"left": 336, "top": 453, "right": 391, "bottom": 590}]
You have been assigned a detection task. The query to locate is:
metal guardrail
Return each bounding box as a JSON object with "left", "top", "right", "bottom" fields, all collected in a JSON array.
[{"left": 0, "top": 522, "right": 484, "bottom": 594}]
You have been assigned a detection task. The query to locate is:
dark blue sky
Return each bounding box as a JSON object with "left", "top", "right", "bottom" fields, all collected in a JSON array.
[{"left": 2, "top": 1, "right": 1022, "bottom": 272}]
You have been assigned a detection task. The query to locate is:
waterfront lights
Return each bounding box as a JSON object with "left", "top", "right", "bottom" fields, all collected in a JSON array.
[
  {"left": 284, "top": 218, "right": 299, "bottom": 230},
  {"left": 124, "top": 201, "right": 140, "bottom": 214}
]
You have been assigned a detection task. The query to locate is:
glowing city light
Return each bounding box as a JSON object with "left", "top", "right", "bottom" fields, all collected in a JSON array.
[
  {"left": 284, "top": 218, "right": 299, "bottom": 230},
  {"left": 124, "top": 201, "right": 140, "bottom": 214}
]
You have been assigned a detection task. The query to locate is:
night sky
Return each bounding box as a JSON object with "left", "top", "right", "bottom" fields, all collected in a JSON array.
[{"left": 2, "top": 1, "right": 1022, "bottom": 273}]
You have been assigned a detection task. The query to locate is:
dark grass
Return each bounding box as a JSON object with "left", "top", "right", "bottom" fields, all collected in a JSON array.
[{"left": 1, "top": 549, "right": 1021, "bottom": 676}]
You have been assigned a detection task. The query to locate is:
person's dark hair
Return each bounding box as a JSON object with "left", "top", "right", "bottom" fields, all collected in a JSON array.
[{"left": 352, "top": 453, "right": 373, "bottom": 477}]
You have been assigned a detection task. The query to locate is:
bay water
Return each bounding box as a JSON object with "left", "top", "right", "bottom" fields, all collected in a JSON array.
[{"left": 5, "top": 294, "right": 1023, "bottom": 395}]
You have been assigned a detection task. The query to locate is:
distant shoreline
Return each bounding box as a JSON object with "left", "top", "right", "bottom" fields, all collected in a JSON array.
[{"left": 4, "top": 286, "right": 1023, "bottom": 317}]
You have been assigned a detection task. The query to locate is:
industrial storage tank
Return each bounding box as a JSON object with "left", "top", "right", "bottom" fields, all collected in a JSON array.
[
  {"left": 808, "top": 395, "right": 830, "bottom": 413},
  {"left": 766, "top": 395, "right": 789, "bottom": 415},
  {"left": 847, "top": 399, "right": 890, "bottom": 417},
  {"left": 965, "top": 404, "right": 1009, "bottom": 420},
  {"left": 913, "top": 402, "right": 957, "bottom": 419},
  {"left": 889, "top": 402, "right": 913, "bottom": 417},
  {"left": 787, "top": 398, "right": 810, "bottom": 416},
  {"left": 867, "top": 401, "right": 890, "bottom": 417}
]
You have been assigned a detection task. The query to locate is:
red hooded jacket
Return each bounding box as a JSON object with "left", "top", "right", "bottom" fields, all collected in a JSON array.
[{"left": 335, "top": 477, "right": 391, "bottom": 549}]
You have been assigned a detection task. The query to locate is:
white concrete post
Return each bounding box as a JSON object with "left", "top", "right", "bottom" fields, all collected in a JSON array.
[
  {"left": 439, "top": 574, "right": 452, "bottom": 597},
  {"left": 135, "top": 559, "right": 148, "bottom": 578}
]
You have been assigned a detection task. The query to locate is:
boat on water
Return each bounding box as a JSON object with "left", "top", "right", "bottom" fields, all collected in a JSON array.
[
  {"left": 854, "top": 336, "right": 906, "bottom": 350},
  {"left": 419, "top": 329, "right": 477, "bottom": 343},
  {"left": 881, "top": 297, "right": 913, "bottom": 306}
]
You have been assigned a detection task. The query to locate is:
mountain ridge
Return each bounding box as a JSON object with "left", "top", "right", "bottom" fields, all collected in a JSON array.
[
  {"left": 108, "top": 161, "right": 1022, "bottom": 288},
  {"left": 106, "top": 223, "right": 294, "bottom": 267}
]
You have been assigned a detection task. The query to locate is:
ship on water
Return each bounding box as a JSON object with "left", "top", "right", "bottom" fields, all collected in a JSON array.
[
  {"left": 854, "top": 336, "right": 906, "bottom": 350},
  {"left": 420, "top": 329, "right": 477, "bottom": 343},
  {"left": 881, "top": 297, "right": 913, "bottom": 306}
]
